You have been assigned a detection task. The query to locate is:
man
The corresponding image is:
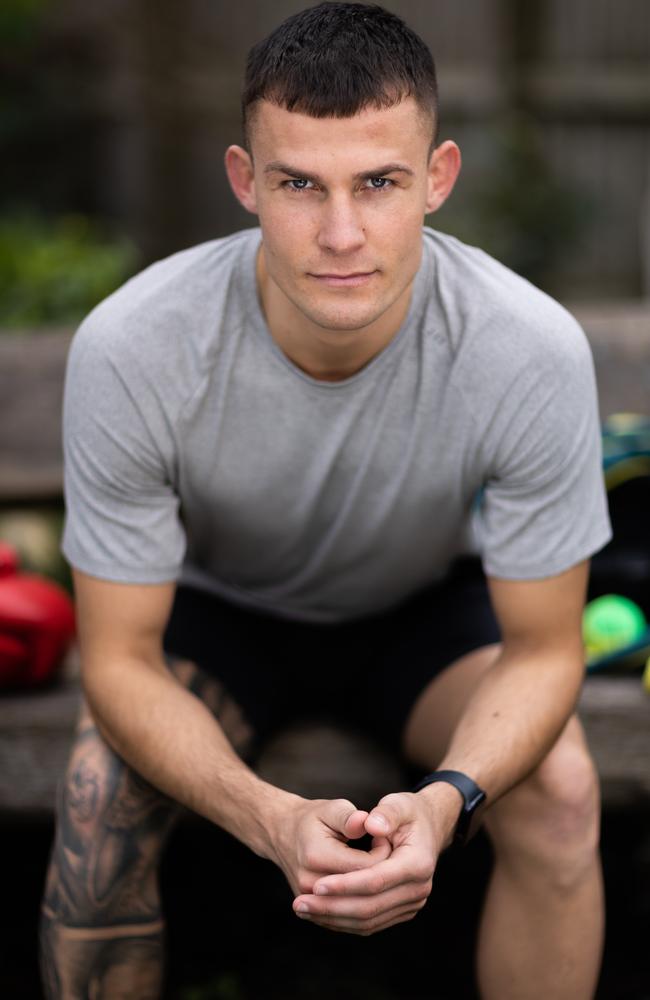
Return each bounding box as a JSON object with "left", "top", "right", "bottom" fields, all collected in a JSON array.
[{"left": 40, "top": 4, "right": 612, "bottom": 998}]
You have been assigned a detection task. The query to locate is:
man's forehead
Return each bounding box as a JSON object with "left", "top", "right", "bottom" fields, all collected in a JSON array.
[{"left": 249, "top": 97, "right": 432, "bottom": 163}]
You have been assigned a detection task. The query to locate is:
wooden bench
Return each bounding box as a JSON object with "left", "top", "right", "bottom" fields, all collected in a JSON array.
[
  {"left": 1, "top": 651, "right": 648, "bottom": 817},
  {"left": 1, "top": 308, "right": 650, "bottom": 816}
]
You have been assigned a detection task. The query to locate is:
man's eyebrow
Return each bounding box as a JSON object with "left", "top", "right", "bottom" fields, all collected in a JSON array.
[{"left": 263, "top": 161, "right": 415, "bottom": 182}]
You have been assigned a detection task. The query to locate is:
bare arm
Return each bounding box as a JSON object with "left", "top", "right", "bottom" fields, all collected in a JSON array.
[
  {"left": 74, "top": 569, "right": 388, "bottom": 887},
  {"left": 74, "top": 569, "right": 295, "bottom": 857},
  {"left": 427, "top": 558, "right": 589, "bottom": 829}
]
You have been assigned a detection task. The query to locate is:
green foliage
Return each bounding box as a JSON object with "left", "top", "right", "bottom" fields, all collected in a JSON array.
[
  {"left": 0, "top": 212, "right": 137, "bottom": 329},
  {"left": 431, "top": 115, "right": 592, "bottom": 291},
  {"left": 0, "top": 0, "right": 48, "bottom": 49}
]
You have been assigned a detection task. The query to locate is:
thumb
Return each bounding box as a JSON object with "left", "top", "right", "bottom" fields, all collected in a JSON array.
[
  {"left": 323, "top": 799, "right": 368, "bottom": 840},
  {"left": 343, "top": 807, "right": 369, "bottom": 841},
  {"left": 364, "top": 793, "right": 411, "bottom": 838}
]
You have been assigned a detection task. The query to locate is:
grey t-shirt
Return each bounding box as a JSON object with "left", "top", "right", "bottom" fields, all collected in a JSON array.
[{"left": 62, "top": 226, "right": 612, "bottom": 622}]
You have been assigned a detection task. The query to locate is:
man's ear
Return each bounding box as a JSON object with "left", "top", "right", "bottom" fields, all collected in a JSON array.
[
  {"left": 225, "top": 145, "right": 258, "bottom": 214},
  {"left": 425, "top": 140, "right": 461, "bottom": 215}
]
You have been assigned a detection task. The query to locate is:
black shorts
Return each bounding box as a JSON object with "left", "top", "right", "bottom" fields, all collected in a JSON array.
[{"left": 162, "top": 556, "right": 501, "bottom": 759}]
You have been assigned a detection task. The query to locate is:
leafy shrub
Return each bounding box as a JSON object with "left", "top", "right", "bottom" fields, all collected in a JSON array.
[
  {"left": 0, "top": 212, "right": 137, "bottom": 329},
  {"left": 430, "top": 114, "right": 592, "bottom": 293}
]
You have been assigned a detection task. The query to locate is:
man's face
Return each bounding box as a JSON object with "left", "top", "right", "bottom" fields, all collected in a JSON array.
[{"left": 241, "top": 97, "right": 445, "bottom": 335}]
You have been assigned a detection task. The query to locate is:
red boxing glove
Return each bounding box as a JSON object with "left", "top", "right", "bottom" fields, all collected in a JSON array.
[{"left": 0, "top": 542, "right": 76, "bottom": 689}]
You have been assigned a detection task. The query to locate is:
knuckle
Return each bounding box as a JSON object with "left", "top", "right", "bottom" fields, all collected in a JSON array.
[
  {"left": 297, "top": 874, "right": 313, "bottom": 894},
  {"left": 361, "top": 902, "right": 382, "bottom": 921},
  {"left": 413, "top": 880, "right": 431, "bottom": 902},
  {"left": 302, "top": 850, "right": 320, "bottom": 871},
  {"left": 413, "top": 861, "right": 433, "bottom": 882},
  {"left": 378, "top": 792, "right": 402, "bottom": 808},
  {"left": 364, "top": 915, "right": 388, "bottom": 936},
  {"left": 406, "top": 883, "right": 426, "bottom": 904},
  {"left": 378, "top": 792, "right": 405, "bottom": 815}
]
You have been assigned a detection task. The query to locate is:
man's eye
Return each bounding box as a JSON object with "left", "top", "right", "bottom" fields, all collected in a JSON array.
[
  {"left": 285, "top": 178, "right": 314, "bottom": 192},
  {"left": 366, "top": 177, "right": 393, "bottom": 190}
]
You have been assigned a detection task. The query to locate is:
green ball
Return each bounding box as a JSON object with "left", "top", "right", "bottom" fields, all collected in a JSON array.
[{"left": 583, "top": 595, "right": 647, "bottom": 656}]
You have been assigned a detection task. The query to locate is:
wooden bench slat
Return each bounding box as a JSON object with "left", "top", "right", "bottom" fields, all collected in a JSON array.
[{"left": 0, "top": 330, "right": 72, "bottom": 501}]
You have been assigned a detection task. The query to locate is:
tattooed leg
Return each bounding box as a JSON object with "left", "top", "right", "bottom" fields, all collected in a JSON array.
[{"left": 39, "top": 658, "right": 256, "bottom": 1000}]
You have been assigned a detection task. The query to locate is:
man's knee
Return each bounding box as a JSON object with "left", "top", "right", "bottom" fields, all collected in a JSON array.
[
  {"left": 44, "top": 702, "right": 182, "bottom": 929},
  {"left": 486, "top": 717, "right": 601, "bottom": 889},
  {"left": 40, "top": 662, "right": 236, "bottom": 998},
  {"left": 44, "top": 655, "right": 254, "bottom": 928}
]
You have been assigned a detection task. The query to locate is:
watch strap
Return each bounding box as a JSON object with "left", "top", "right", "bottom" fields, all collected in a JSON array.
[{"left": 411, "top": 769, "right": 487, "bottom": 846}]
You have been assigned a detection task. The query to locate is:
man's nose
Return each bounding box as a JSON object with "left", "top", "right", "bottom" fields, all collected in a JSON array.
[{"left": 317, "top": 195, "right": 366, "bottom": 255}]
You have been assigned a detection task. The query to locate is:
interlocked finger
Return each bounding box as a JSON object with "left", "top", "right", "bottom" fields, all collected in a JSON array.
[
  {"left": 295, "top": 879, "right": 429, "bottom": 932},
  {"left": 302, "top": 898, "right": 426, "bottom": 936}
]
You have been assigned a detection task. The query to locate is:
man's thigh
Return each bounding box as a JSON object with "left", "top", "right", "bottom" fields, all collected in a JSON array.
[
  {"left": 161, "top": 564, "right": 501, "bottom": 757},
  {"left": 360, "top": 558, "right": 502, "bottom": 758},
  {"left": 162, "top": 585, "right": 317, "bottom": 746},
  {"left": 400, "top": 642, "right": 502, "bottom": 769}
]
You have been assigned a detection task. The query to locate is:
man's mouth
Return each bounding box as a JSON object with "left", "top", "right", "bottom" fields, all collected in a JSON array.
[{"left": 309, "top": 271, "right": 377, "bottom": 288}]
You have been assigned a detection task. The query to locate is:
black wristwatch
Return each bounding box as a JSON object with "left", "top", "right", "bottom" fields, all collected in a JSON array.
[{"left": 412, "top": 769, "right": 487, "bottom": 846}]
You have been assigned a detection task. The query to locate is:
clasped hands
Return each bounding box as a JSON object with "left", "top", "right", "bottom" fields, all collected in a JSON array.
[{"left": 272, "top": 791, "right": 453, "bottom": 937}]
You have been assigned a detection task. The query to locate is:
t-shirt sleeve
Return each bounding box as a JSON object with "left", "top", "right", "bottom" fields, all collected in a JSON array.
[
  {"left": 61, "top": 321, "right": 186, "bottom": 583},
  {"left": 475, "top": 320, "right": 612, "bottom": 580}
]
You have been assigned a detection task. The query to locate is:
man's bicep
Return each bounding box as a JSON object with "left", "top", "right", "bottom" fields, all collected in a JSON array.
[
  {"left": 72, "top": 568, "right": 176, "bottom": 673},
  {"left": 62, "top": 323, "right": 186, "bottom": 584},
  {"left": 486, "top": 560, "right": 589, "bottom": 652},
  {"left": 477, "top": 322, "right": 611, "bottom": 582}
]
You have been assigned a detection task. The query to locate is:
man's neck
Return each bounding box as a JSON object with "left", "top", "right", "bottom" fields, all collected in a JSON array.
[{"left": 256, "top": 247, "right": 414, "bottom": 382}]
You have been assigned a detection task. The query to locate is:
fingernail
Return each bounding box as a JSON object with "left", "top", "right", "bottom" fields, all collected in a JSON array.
[
  {"left": 296, "top": 904, "right": 310, "bottom": 914},
  {"left": 315, "top": 885, "right": 329, "bottom": 895},
  {"left": 372, "top": 814, "right": 388, "bottom": 829}
]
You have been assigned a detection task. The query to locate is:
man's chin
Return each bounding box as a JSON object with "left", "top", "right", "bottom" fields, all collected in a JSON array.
[
  {"left": 295, "top": 296, "right": 390, "bottom": 333},
  {"left": 308, "top": 312, "right": 383, "bottom": 333}
]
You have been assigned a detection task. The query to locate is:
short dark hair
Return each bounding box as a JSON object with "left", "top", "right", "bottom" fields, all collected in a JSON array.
[{"left": 242, "top": 2, "right": 439, "bottom": 150}]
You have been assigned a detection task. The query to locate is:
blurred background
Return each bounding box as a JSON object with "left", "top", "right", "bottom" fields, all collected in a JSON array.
[
  {"left": 1, "top": 0, "right": 650, "bottom": 327},
  {"left": 1, "top": 2, "right": 650, "bottom": 999}
]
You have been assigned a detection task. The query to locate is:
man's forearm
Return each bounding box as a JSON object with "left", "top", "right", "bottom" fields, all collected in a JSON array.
[
  {"left": 82, "top": 656, "right": 299, "bottom": 859},
  {"left": 432, "top": 641, "right": 584, "bottom": 804}
]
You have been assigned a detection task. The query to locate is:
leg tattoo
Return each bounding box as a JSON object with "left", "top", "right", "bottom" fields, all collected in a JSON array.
[{"left": 40, "top": 657, "right": 256, "bottom": 999}]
